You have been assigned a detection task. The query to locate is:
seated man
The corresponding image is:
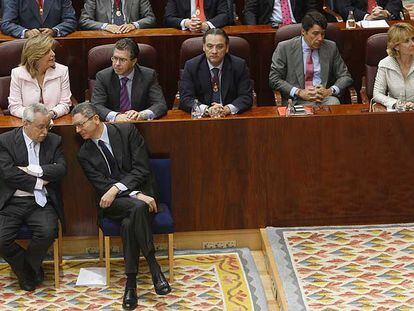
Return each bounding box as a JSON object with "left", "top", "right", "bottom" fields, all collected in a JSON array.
[
  {"left": 337, "top": 0, "right": 402, "bottom": 22},
  {"left": 269, "top": 11, "right": 353, "bottom": 106},
  {"left": 72, "top": 102, "right": 171, "bottom": 310},
  {"left": 243, "top": 0, "right": 323, "bottom": 26},
  {"left": 179, "top": 28, "right": 253, "bottom": 117},
  {"left": 0, "top": 104, "right": 66, "bottom": 291},
  {"left": 79, "top": 0, "right": 156, "bottom": 33},
  {"left": 164, "top": 0, "right": 229, "bottom": 31},
  {"left": 1, "top": 0, "right": 77, "bottom": 38},
  {"left": 92, "top": 38, "right": 168, "bottom": 122}
]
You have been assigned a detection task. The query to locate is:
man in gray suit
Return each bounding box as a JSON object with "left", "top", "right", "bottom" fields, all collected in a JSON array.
[
  {"left": 269, "top": 11, "right": 353, "bottom": 105},
  {"left": 79, "top": 0, "right": 156, "bottom": 33},
  {"left": 92, "top": 38, "right": 167, "bottom": 121}
]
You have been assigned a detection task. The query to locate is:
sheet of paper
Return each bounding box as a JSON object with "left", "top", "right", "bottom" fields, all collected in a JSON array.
[
  {"left": 76, "top": 267, "right": 106, "bottom": 286},
  {"left": 357, "top": 20, "right": 389, "bottom": 28}
]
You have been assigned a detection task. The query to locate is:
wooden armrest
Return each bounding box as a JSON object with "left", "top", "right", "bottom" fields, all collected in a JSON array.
[
  {"left": 348, "top": 86, "right": 358, "bottom": 104},
  {"left": 402, "top": 7, "right": 411, "bottom": 21},
  {"left": 323, "top": 6, "right": 343, "bottom": 22},
  {"left": 360, "top": 76, "right": 370, "bottom": 105},
  {"left": 273, "top": 90, "right": 283, "bottom": 106}
]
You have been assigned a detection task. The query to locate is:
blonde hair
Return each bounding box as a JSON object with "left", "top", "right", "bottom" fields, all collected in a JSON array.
[
  {"left": 387, "top": 23, "right": 414, "bottom": 58},
  {"left": 20, "top": 34, "right": 56, "bottom": 78}
]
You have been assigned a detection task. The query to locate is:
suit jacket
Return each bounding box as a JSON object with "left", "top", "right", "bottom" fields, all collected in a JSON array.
[
  {"left": 77, "top": 123, "right": 157, "bottom": 202},
  {"left": 8, "top": 63, "right": 72, "bottom": 119},
  {"left": 179, "top": 53, "right": 253, "bottom": 113},
  {"left": 336, "top": 0, "right": 402, "bottom": 22},
  {"left": 1, "top": 0, "right": 77, "bottom": 38},
  {"left": 79, "top": 0, "right": 156, "bottom": 30},
  {"left": 269, "top": 36, "right": 353, "bottom": 103},
  {"left": 0, "top": 128, "right": 67, "bottom": 221},
  {"left": 164, "top": 0, "right": 229, "bottom": 29},
  {"left": 243, "top": 0, "right": 322, "bottom": 25},
  {"left": 92, "top": 64, "right": 168, "bottom": 120}
]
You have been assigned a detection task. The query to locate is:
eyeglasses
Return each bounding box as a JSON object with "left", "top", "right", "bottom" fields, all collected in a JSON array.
[
  {"left": 73, "top": 115, "right": 94, "bottom": 128},
  {"left": 111, "top": 56, "right": 129, "bottom": 64}
]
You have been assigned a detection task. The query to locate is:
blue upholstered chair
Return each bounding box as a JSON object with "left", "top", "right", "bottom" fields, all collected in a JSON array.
[
  {"left": 98, "top": 158, "right": 174, "bottom": 285},
  {"left": 17, "top": 221, "right": 63, "bottom": 288}
]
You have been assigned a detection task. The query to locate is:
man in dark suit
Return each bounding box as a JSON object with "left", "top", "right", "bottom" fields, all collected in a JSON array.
[
  {"left": 243, "top": 0, "right": 322, "bottom": 26},
  {"left": 92, "top": 38, "right": 167, "bottom": 122},
  {"left": 0, "top": 104, "right": 66, "bottom": 291},
  {"left": 72, "top": 102, "right": 171, "bottom": 310},
  {"left": 336, "top": 0, "right": 402, "bottom": 22},
  {"left": 1, "top": 0, "right": 77, "bottom": 38},
  {"left": 79, "top": 0, "right": 156, "bottom": 33},
  {"left": 269, "top": 11, "right": 353, "bottom": 105},
  {"left": 164, "top": 0, "right": 229, "bottom": 31},
  {"left": 179, "top": 28, "right": 252, "bottom": 117}
]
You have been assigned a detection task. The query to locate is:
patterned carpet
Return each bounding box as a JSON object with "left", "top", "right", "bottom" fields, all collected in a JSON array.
[
  {"left": 266, "top": 224, "right": 414, "bottom": 311},
  {"left": 0, "top": 248, "right": 267, "bottom": 310}
]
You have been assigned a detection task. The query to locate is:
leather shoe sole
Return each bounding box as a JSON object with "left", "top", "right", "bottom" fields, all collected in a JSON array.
[{"left": 122, "top": 287, "right": 138, "bottom": 310}]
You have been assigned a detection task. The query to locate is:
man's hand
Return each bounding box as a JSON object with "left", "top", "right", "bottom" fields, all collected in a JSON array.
[
  {"left": 100, "top": 186, "right": 119, "bottom": 209},
  {"left": 115, "top": 114, "right": 130, "bottom": 122},
  {"left": 18, "top": 166, "right": 28, "bottom": 173},
  {"left": 367, "top": 7, "right": 390, "bottom": 20},
  {"left": 223, "top": 106, "right": 232, "bottom": 116},
  {"left": 125, "top": 110, "right": 140, "bottom": 120},
  {"left": 119, "top": 24, "right": 136, "bottom": 33},
  {"left": 39, "top": 28, "right": 56, "bottom": 36},
  {"left": 105, "top": 24, "right": 121, "bottom": 34},
  {"left": 316, "top": 86, "right": 333, "bottom": 100},
  {"left": 188, "top": 17, "right": 202, "bottom": 32},
  {"left": 297, "top": 87, "right": 319, "bottom": 102},
  {"left": 25, "top": 29, "right": 41, "bottom": 38},
  {"left": 207, "top": 103, "right": 225, "bottom": 118},
  {"left": 201, "top": 22, "right": 210, "bottom": 32},
  {"left": 137, "top": 193, "right": 157, "bottom": 212}
]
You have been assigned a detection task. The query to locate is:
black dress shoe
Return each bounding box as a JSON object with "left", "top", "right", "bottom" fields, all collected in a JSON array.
[
  {"left": 122, "top": 287, "right": 138, "bottom": 310},
  {"left": 151, "top": 271, "right": 171, "bottom": 295},
  {"left": 33, "top": 267, "right": 45, "bottom": 285},
  {"left": 14, "top": 270, "right": 35, "bottom": 292}
]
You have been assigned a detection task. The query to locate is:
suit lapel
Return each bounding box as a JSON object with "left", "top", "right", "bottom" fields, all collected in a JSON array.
[
  {"left": 39, "top": 136, "right": 48, "bottom": 166},
  {"left": 29, "top": 0, "right": 42, "bottom": 23},
  {"left": 198, "top": 57, "right": 213, "bottom": 105},
  {"left": 42, "top": 0, "right": 52, "bottom": 22},
  {"left": 15, "top": 128, "right": 29, "bottom": 165},
  {"left": 106, "top": 0, "right": 113, "bottom": 22},
  {"left": 131, "top": 66, "right": 143, "bottom": 111},
  {"left": 319, "top": 42, "right": 329, "bottom": 86},
  {"left": 107, "top": 124, "right": 123, "bottom": 171},
  {"left": 221, "top": 55, "right": 232, "bottom": 104},
  {"left": 111, "top": 71, "right": 121, "bottom": 110},
  {"left": 124, "top": 0, "right": 133, "bottom": 23},
  {"left": 292, "top": 37, "right": 305, "bottom": 88},
  {"left": 86, "top": 139, "right": 110, "bottom": 175}
]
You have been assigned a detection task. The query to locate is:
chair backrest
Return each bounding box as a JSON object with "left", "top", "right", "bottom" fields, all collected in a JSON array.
[
  {"left": 0, "top": 39, "right": 26, "bottom": 111},
  {"left": 365, "top": 33, "right": 388, "bottom": 99},
  {"left": 149, "top": 158, "right": 171, "bottom": 208},
  {"left": 179, "top": 36, "right": 251, "bottom": 72},
  {"left": 87, "top": 43, "right": 157, "bottom": 96}
]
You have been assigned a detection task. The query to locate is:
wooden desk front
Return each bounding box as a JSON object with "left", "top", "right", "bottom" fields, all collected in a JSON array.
[{"left": 1, "top": 106, "right": 413, "bottom": 236}]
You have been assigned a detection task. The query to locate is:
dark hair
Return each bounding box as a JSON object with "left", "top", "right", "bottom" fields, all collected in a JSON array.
[
  {"left": 302, "top": 11, "right": 327, "bottom": 31},
  {"left": 71, "top": 102, "right": 98, "bottom": 118},
  {"left": 114, "top": 38, "right": 140, "bottom": 60},
  {"left": 202, "top": 28, "right": 229, "bottom": 45}
]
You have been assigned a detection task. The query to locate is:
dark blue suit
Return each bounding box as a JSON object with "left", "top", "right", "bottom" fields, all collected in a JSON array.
[
  {"left": 1, "top": 0, "right": 77, "bottom": 38},
  {"left": 336, "top": 0, "right": 402, "bottom": 22},
  {"left": 179, "top": 53, "right": 253, "bottom": 113}
]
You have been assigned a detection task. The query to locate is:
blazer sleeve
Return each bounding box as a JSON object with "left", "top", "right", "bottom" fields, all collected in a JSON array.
[
  {"left": 331, "top": 45, "right": 353, "bottom": 92},
  {"left": 1, "top": 0, "right": 26, "bottom": 38},
  {"left": 229, "top": 61, "right": 253, "bottom": 113},
  {"left": 269, "top": 43, "right": 296, "bottom": 97},
  {"left": 145, "top": 71, "right": 168, "bottom": 118},
  {"left": 134, "top": 0, "right": 156, "bottom": 29},
  {"left": 242, "top": 0, "right": 258, "bottom": 25},
  {"left": 51, "top": 66, "right": 72, "bottom": 118},
  {"left": 373, "top": 66, "right": 397, "bottom": 109},
  {"left": 384, "top": 0, "right": 403, "bottom": 20},
  {"left": 208, "top": 0, "right": 229, "bottom": 28},
  {"left": 179, "top": 61, "right": 198, "bottom": 113},
  {"left": 91, "top": 71, "right": 113, "bottom": 120},
  {"left": 336, "top": 0, "right": 366, "bottom": 22},
  {"left": 8, "top": 69, "right": 25, "bottom": 118},
  {"left": 53, "top": 0, "right": 77, "bottom": 36},
  {"left": 40, "top": 136, "right": 67, "bottom": 182},
  {"left": 164, "top": 0, "right": 184, "bottom": 28},
  {"left": 79, "top": 0, "right": 105, "bottom": 30}
]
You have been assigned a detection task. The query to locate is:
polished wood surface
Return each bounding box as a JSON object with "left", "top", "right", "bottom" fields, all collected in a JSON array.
[{"left": 1, "top": 106, "right": 413, "bottom": 236}]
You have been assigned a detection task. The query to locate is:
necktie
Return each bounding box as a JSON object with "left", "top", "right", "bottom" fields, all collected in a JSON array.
[
  {"left": 98, "top": 140, "right": 121, "bottom": 180},
  {"left": 29, "top": 142, "right": 47, "bottom": 207},
  {"left": 119, "top": 77, "right": 131, "bottom": 112},
  {"left": 280, "top": 0, "right": 293, "bottom": 26},
  {"left": 304, "top": 50, "right": 314, "bottom": 88},
  {"left": 38, "top": 0, "right": 44, "bottom": 16},
  {"left": 195, "top": 0, "right": 206, "bottom": 22},
  {"left": 113, "top": 0, "right": 125, "bottom": 25},
  {"left": 367, "top": 0, "right": 378, "bottom": 14},
  {"left": 211, "top": 68, "right": 221, "bottom": 104}
]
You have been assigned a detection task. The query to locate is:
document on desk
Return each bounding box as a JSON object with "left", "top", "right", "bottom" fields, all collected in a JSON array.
[
  {"left": 357, "top": 20, "right": 389, "bottom": 28},
  {"left": 76, "top": 267, "right": 107, "bottom": 286}
]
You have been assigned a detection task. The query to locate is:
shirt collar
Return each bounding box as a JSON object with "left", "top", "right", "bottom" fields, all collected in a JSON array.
[
  {"left": 301, "top": 37, "right": 313, "bottom": 52},
  {"left": 92, "top": 123, "right": 110, "bottom": 146},
  {"left": 22, "top": 128, "right": 35, "bottom": 148},
  {"left": 207, "top": 59, "right": 224, "bottom": 72},
  {"left": 117, "top": 68, "right": 135, "bottom": 81}
]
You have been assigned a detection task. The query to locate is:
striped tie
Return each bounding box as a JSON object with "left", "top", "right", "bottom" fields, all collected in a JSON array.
[{"left": 119, "top": 77, "right": 131, "bottom": 112}]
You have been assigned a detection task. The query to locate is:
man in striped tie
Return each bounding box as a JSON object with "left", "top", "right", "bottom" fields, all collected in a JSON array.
[{"left": 337, "top": 0, "right": 403, "bottom": 22}]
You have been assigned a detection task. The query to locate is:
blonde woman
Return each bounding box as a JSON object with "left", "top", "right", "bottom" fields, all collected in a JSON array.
[
  {"left": 373, "top": 22, "right": 414, "bottom": 109},
  {"left": 8, "top": 34, "right": 72, "bottom": 118}
]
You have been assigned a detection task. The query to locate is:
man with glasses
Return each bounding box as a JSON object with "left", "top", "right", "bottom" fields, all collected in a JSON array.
[
  {"left": 92, "top": 38, "right": 167, "bottom": 122},
  {"left": 179, "top": 28, "right": 253, "bottom": 117},
  {"left": 0, "top": 104, "right": 66, "bottom": 291},
  {"left": 72, "top": 102, "right": 171, "bottom": 310}
]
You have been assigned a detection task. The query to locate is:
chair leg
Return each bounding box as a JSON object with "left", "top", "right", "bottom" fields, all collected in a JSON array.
[
  {"left": 98, "top": 228, "right": 104, "bottom": 264},
  {"left": 168, "top": 233, "right": 174, "bottom": 283},
  {"left": 58, "top": 221, "right": 63, "bottom": 265},
  {"left": 105, "top": 236, "right": 111, "bottom": 286},
  {"left": 53, "top": 238, "right": 59, "bottom": 288}
]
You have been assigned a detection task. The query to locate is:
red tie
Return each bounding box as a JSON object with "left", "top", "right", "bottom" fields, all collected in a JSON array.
[
  {"left": 367, "top": 0, "right": 377, "bottom": 14},
  {"left": 305, "top": 50, "right": 314, "bottom": 88},
  {"left": 280, "top": 0, "right": 293, "bottom": 25},
  {"left": 195, "top": 0, "right": 206, "bottom": 22},
  {"left": 38, "top": 0, "right": 44, "bottom": 16}
]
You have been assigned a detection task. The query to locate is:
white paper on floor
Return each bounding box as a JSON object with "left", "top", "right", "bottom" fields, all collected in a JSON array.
[{"left": 76, "top": 267, "right": 107, "bottom": 286}]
